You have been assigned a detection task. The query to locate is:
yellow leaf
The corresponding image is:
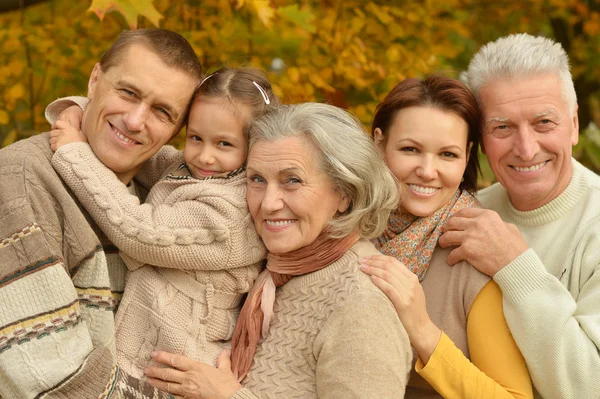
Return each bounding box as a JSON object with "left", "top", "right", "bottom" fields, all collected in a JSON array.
[
  {"left": 5, "top": 84, "right": 26, "bottom": 108},
  {"left": 288, "top": 67, "right": 300, "bottom": 83},
  {"left": 87, "top": 0, "right": 163, "bottom": 29},
  {"left": 0, "top": 110, "right": 9, "bottom": 124},
  {"left": 251, "top": 0, "right": 275, "bottom": 27}
]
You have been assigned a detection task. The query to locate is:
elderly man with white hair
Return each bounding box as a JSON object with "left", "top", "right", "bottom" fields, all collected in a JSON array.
[{"left": 439, "top": 33, "right": 600, "bottom": 399}]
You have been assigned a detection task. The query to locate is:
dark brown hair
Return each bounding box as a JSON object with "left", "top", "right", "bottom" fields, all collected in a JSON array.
[
  {"left": 193, "top": 67, "right": 279, "bottom": 128},
  {"left": 100, "top": 29, "right": 202, "bottom": 82},
  {"left": 371, "top": 75, "right": 481, "bottom": 193}
]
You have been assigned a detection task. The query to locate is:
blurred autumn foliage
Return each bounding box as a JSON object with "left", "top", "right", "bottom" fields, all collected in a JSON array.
[{"left": 1, "top": 0, "right": 600, "bottom": 184}]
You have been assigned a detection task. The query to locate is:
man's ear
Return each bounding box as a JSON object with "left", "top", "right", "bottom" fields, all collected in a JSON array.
[
  {"left": 373, "top": 127, "right": 385, "bottom": 148},
  {"left": 87, "top": 63, "right": 102, "bottom": 99},
  {"left": 572, "top": 104, "right": 579, "bottom": 146},
  {"left": 466, "top": 141, "right": 473, "bottom": 164}
]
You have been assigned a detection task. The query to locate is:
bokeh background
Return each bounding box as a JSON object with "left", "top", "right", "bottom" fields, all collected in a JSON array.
[{"left": 2, "top": 0, "right": 600, "bottom": 186}]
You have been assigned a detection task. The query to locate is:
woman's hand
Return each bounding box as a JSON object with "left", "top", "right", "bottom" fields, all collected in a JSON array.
[
  {"left": 360, "top": 255, "right": 441, "bottom": 364},
  {"left": 49, "top": 119, "right": 87, "bottom": 151},
  {"left": 144, "top": 350, "right": 242, "bottom": 399}
]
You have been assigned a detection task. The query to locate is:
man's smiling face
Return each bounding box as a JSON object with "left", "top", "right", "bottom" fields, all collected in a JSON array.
[
  {"left": 480, "top": 73, "right": 579, "bottom": 211},
  {"left": 81, "top": 43, "right": 197, "bottom": 184}
]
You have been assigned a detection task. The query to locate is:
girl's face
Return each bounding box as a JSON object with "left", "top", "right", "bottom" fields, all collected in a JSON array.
[
  {"left": 375, "top": 106, "right": 471, "bottom": 217},
  {"left": 184, "top": 97, "right": 249, "bottom": 178}
]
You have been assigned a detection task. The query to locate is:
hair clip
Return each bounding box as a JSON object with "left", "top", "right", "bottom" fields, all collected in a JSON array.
[
  {"left": 200, "top": 72, "right": 217, "bottom": 86},
  {"left": 253, "top": 81, "right": 271, "bottom": 105}
]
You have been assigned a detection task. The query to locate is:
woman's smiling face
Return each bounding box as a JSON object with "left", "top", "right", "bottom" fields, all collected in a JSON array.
[
  {"left": 375, "top": 106, "right": 470, "bottom": 217},
  {"left": 246, "top": 135, "right": 350, "bottom": 254}
]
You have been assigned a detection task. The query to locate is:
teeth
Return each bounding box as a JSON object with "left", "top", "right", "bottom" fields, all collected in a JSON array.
[
  {"left": 408, "top": 184, "right": 437, "bottom": 194},
  {"left": 513, "top": 162, "right": 546, "bottom": 172},
  {"left": 116, "top": 131, "right": 136, "bottom": 144},
  {"left": 266, "top": 220, "right": 296, "bottom": 227}
]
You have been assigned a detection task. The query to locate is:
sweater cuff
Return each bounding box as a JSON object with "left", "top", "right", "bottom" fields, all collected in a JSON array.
[
  {"left": 493, "top": 248, "right": 551, "bottom": 305},
  {"left": 231, "top": 387, "right": 257, "bottom": 399},
  {"left": 415, "top": 331, "right": 449, "bottom": 375}
]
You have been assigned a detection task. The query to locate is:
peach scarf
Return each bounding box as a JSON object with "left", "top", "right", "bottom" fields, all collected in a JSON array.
[{"left": 230, "top": 230, "right": 360, "bottom": 381}]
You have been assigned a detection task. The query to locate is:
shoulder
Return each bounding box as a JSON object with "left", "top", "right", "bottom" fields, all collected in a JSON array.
[
  {"left": 0, "top": 133, "right": 53, "bottom": 168},
  {"left": 476, "top": 182, "right": 508, "bottom": 210}
]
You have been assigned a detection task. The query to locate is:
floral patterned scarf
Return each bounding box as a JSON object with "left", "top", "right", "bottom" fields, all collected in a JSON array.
[{"left": 372, "top": 190, "right": 480, "bottom": 281}]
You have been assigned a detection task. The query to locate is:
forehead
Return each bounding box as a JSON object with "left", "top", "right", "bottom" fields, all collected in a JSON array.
[
  {"left": 389, "top": 106, "right": 469, "bottom": 145},
  {"left": 248, "top": 136, "right": 319, "bottom": 172},
  {"left": 104, "top": 44, "right": 197, "bottom": 112},
  {"left": 479, "top": 74, "right": 569, "bottom": 119}
]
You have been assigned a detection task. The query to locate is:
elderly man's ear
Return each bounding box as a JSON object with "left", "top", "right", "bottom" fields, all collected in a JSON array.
[
  {"left": 572, "top": 104, "right": 580, "bottom": 146},
  {"left": 87, "top": 63, "right": 102, "bottom": 99}
]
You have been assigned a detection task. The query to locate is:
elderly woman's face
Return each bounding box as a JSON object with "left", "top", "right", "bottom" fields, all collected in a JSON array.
[{"left": 246, "top": 135, "right": 350, "bottom": 254}]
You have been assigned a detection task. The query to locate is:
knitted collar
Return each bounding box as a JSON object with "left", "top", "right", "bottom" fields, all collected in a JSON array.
[
  {"left": 231, "top": 230, "right": 360, "bottom": 381},
  {"left": 166, "top": 163, "right": 245, "bottom": 181},
  {"left": 372, "top": 190, "right": 479, "bottom": 281}
]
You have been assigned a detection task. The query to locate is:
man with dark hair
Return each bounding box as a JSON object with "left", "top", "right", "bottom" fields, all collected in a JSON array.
[{"left": 0, "top": 29, "right": 201, "bottom": 398}]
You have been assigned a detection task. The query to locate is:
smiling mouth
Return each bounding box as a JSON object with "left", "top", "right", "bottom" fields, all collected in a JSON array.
[
  {"left": 110, "top": 123, "right": 140, "bottom": 145},
  {"left": 265, "top": 219, "right": 297, "bottom": 227},
  {"left": 407, "top": 184, "right": 438, "bottom": 195},
  {"left": 511, "top": 161, "right": 548, "bottom": 172}
]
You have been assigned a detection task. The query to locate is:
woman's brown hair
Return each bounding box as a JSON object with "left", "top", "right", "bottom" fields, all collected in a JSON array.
[{"left": 371, "top": 75, "right": 481, "bottom": 193}]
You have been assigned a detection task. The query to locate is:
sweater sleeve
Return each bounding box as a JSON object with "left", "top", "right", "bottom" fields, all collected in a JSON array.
[
  {"left": 494, "top": 246, "right": 600, "bottom": 399},
  {"left": 313, "top": 288, "right": 412, "bottom": 398},
  {"left": 134, "top": 145, "right": 184, "bottom": 190},
  {"left": 0, "top": 141, "right": 169, "bottom": 398},
  {"left": 51, "top": 142, "right": 265, "bottom": 271},
  {"left": 416, "top": 281, "right": 532, "bottom": 399},
  {"left": 45, "top": 95, "right": 89, "bottom": 125}
]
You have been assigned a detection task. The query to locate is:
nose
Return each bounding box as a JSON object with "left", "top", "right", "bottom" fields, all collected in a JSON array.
[
  {"left": 513, "top": 125, "right": 539, "bottom": 161},
  {"left": 123, "top": 104, "right": 149, "bottom": 132},
  {"left": 198, "top": 145, "right": 215, "bottom": 165},
  {"left": 262, "top": 184, "right": 284, "bottom": 213},
  {"left": 415, "top": 155, "right": 438, "bottom": 181}
]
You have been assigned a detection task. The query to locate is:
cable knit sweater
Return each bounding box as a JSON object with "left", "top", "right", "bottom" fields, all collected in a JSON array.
[
  {"left": 232, "top": 239, "right": 413, "bottom": 399},
  {"left": 0, "top": 133, "right": 170, "bottom": 398},
  {"left": 478, "top": 158, "right": 600, "bottom": 399},
  {"left": 50, "top": 142, "right": 266, "bottom": 378}
]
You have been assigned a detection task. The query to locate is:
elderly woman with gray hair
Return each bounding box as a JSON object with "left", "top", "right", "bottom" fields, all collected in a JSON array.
[{"left": 143, "top": 102, "right": 413, "bottom": 398}]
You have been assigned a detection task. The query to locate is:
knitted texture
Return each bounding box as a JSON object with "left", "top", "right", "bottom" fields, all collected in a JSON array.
[
  {"left": 480, "top": 159, "right": 600, "bottom": 399},
  {"left": 232, "top": 240, "right": 413, "bottom": 399},
  {"left": 0, "top": 133, "right": 169, "bottom": 398},
  {"left": 51, "top": 142, "right": 266, "bottom": 376}
]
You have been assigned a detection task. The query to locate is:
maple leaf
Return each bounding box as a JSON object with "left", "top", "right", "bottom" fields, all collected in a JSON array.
[{"left": 87, "top": 0, "right": 163, "bottom": 29}]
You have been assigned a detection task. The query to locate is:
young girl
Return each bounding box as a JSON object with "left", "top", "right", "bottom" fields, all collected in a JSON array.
[
  {"left": 361, "top": 75, "right": 533, "bottom": 398},
  {"left": 45, "top": 67, "right": 276, "bottom": 378}
]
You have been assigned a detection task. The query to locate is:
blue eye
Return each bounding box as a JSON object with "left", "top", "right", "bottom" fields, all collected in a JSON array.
[
  {"left": 189, "top": 135, "right": 202, "bottom": 142},
  {"left": 286, "top": 177, "right": 302, "bottom": 184},
  {"left": 249, "top": 175, "right": 265, "bottom": 183},
  {"left": 121, "top": 89, "right": 135, "bottom": 97}
]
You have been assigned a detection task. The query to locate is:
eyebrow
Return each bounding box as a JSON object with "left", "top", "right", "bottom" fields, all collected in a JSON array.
[
  {"left": 116, "top": 80, "right": 179, "bottom": 124},
  {"left": 534, "top": 109, "right": 557, "bottom": 118},
  {"left": 394, "top": 138, "right": 421, "bottom": 146},
  {"left": 485, "top": 116, "right": 511, "bottom": 126}
]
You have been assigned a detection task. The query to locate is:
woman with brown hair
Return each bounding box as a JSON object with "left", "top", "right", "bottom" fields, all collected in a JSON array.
[{"left": 361, "top": 75, "right": 534, "bottom": 398}]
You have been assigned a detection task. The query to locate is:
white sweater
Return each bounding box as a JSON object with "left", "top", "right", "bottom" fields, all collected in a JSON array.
[{"left": 478, "top": 159, "right": 600, "bottom": 399}]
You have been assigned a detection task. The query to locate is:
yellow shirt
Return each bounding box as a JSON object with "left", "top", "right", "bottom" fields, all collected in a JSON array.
[{"left": 416, "top": 281, "right": 533, "bottom": 398}]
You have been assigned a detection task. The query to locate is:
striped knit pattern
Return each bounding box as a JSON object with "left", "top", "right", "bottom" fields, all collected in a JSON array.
[{"left": 0, "top": 133, "right": 170, "bottom": 398}]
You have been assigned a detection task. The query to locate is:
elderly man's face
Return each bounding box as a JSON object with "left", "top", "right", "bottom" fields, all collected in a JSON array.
[
  {"left": 81, "top": 44, "right": 198, "bottom": 184},
  {"left": 480, "top": 74, "right": 578, "bottom": 211},
  {"left": 246, "top": 136, "right": 350, "bottom": 254}
]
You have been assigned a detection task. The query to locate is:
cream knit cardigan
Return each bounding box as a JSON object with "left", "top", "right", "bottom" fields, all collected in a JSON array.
[
  {"left": 479, "top": 159, "right": 600, "bottom": 399},
  {"left": 51, "top": 142, "right": 266, "bottom": 378}
]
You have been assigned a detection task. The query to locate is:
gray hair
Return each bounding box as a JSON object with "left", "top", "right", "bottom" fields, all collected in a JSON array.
[
  {"left": 466, "top": 33, "right": 577, "bottom": 115},
  {"left": 248, "top": 103, "right": 400, "bottom": 240}
]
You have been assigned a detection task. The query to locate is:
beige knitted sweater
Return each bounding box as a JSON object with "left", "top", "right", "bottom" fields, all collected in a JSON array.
[
  {"left": 232, "top": 240, "right": 412, "bottom": 399},
  {"left": 51, "top": 142, "right": 266, "bottom": 378}
]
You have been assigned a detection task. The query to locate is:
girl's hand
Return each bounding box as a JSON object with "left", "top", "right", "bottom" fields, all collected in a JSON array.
[
  {"left": 54, "top": 104, "right": 84, "bottom": 129},
  {"left": 360, "top": 255, "right": 441, "bottom": 364},
  {"left": 144, "top": 350, "right": 242, "bottom": 399},
  {"left": 49, "top": 119, "right": 87, "bottom": 151}
]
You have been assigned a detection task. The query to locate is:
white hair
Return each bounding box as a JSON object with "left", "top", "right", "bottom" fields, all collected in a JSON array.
[
  {"left": 248, "top": 103, "right": 400, "bottom": 240},
  {"left": 465, "top": 33, "right": 577, "bottom": 115}
]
